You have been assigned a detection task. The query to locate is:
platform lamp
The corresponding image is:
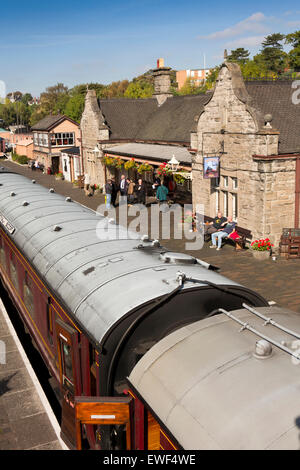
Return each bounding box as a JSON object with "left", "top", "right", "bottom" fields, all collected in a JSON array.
[
  {"left": 93, "top": 145, "right": 100, "bottom": 157},
  {"left": 168, "top": 155, "right": 180, "bottom": 172}
]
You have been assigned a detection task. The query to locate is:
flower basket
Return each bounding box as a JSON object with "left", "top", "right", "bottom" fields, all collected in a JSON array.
[
  {"left": 251, "top": 238, "right": 273, "bottom": 260},
  {"left": 114, "top": 157, "right": 125, "bottom": 170},
  {"left": 55, "top": 172, "right": 64, "bottom": 180},
  {"left": 156, "top": 162, "right": 173, "bottom": 177},
  {"left": 103, "top": 156, "right": 116, "bottom": 167},
  {"left": 137, "top": 162, "right": 153, "bottom": 173},
  {"left": 124, "top": 158, "right": 139, "bottom": 170}
]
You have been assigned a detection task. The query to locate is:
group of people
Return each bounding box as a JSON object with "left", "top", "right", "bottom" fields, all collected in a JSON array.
[
  {"left": 204, "top": 211, "right": 238, "bottom": 250},
  {"left": 104, "top": 175, "right": 147, "bottom": 209},
  {"left": 104, "top": 174, "right": 171, "bottom": 209}
]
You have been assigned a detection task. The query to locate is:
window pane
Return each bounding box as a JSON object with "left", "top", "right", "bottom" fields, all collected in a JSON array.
[
  {"left": 10, "top": 258, "right": 18, "bottom": 288},
  {"left": 61, "top": 340, "right": 74, "bottom": 392}
]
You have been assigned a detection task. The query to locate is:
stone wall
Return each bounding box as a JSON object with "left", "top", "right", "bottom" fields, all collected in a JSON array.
[
  {"left": 192, "top": 63, "right": 296, "bottom": 246},
  {"left": 80, "top": 89, "right": 109, "bottom": 187}
]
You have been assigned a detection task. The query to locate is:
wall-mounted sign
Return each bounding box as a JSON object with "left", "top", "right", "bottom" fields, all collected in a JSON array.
[
  {"left": 0, "top": 213, "right": 15, "bottom": 234},
  {"left": 203, "top": 156, "right": 220, "bottom": 179}
]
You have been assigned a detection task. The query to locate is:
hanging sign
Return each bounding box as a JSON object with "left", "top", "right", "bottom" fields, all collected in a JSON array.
[{"left": 203, "top": 156, "right": 220, "bottom": 179}]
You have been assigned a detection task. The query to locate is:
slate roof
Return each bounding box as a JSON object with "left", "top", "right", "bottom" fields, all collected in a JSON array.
[
  {"left": 99, "top": 93, "right": 212, "bottom": 144},
  {"left": 98, "top": 81, "right": 300, "bottom": 154},
  {"left": 245, "top": 81, "right": 300, "bottom": 154},
  {"left": 31, "top": 114, "right": 79, "bottom": 131}
]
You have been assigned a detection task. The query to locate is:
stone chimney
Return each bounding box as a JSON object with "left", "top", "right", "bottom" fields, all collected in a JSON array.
[
  {"left": 81, "top": 87, "right": 109, "bottom": 140},
  {"left": 152, "top": 58, "right": 173, "bottom": 106}
]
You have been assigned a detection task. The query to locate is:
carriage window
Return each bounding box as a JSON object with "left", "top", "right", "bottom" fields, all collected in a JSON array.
[
  {"left": 60, "top": 339, "right": 74, "bottom": 393},
  {"left": 46, "top": 298, "right": 54, "bottom": 344},
  {"left": 23, "top": 271, "right": 35, "bottom": 318},
  {"left": 0, "top": 237, "right": 6, "bottom": 270},
  {"left": 10, "top": 252, "right": 18, "bottom": 289}
]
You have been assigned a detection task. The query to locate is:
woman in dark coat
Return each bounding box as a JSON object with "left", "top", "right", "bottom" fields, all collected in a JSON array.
[{"left": 136, "top": 178, "right": 147, "bottom": 205}]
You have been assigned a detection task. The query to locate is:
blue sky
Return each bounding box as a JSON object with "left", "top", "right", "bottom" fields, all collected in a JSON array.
[{"left": 1, "top": 0, "right": 300, "bottom": 96}]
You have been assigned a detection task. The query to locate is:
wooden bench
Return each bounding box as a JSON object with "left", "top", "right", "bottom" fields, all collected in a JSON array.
[{"left": 203, "top": 216, "right": 252, "bottom": 250}]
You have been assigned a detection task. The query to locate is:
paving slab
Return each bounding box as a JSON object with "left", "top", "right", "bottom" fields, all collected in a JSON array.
[{"left": 0, "top": 298, "right": 66, "bottom": 450}]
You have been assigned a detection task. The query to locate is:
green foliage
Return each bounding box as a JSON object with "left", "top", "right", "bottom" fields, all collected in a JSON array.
[
  {"left": 11, "top": 152, "right": 28, "bottom": 164},
  {"left": 259, "top": 33, "right": 287, "bottom": 73},
  {"left": 177, "top": 78, "right": 206, "bottom": 96},
  {"left": 64, "top": 93, "right": 85, "bottom": 122},
  {"left": 124, "top": 79, "right": 154, "bottom": 98},
  {"left": 285, "top": 31, "right": 300, "bottom": 70},
  {"left": 227, "top": 48, "right": 250, "bottom": 65}
]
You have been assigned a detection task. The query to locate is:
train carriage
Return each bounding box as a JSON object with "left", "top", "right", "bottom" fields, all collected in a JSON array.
[{"left": 1, "top": 169, "right": 299, "bottom": 450}]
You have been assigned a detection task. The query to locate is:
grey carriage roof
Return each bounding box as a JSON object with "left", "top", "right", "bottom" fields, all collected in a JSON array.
[
  {"left": 129, "top": 306, "right": 300, "bottom": 450},
  {"left": 0, "top": 172, "right": 243, "bottom": 345}
]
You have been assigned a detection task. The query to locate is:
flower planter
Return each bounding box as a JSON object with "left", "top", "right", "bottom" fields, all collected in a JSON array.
[{"left": 252, "top": 250, "right": 270, "bottom": 260}]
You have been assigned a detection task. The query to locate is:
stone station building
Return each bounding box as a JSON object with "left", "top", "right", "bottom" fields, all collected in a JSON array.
[{"left": 80, "top": 61, "right": 300, "bottom": 246}]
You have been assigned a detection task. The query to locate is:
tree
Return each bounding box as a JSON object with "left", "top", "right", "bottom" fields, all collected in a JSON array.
[
  {"left": 39, "top": 83, "right": 69, "bottom": 115},
  {"left": 227, "top": 48, "right": 250, "bottom": 65},
  {"left": 285, "top": 30, "right": 300, "bottom": 71},
  {"left": 260, "top": 33, "right": 287, "bottom": 73},
  {"left": 64, "top": 93, "right": 85, "bottom": 122},
  {"left": 124, "top": 79, "right": 154, "bottom": 98},
  {"left": 205, "top": 67, "right": 220, "bottom": 89},
  {"left": 177, "top": 78, "right": 206, "bottom": 95}
]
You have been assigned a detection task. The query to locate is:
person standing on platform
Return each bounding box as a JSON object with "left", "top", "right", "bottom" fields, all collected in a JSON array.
[
  {"left": 105, "top": 179, "right": 113, "bottom": 209},
  {"left": 156, "top": 181, "right": 168, "bottom": 208},
  {"left": 127, "top": 179, "right": 135, "bottom": 206},
  {"left": 111, "top": 177, "right": 118, "bottom": 207},
  {"left": 136, "top": 178, "right": 147, "bottom": 205}
]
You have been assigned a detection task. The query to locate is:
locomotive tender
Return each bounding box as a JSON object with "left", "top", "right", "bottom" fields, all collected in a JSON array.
[{"left": 0, "top": 169, "right": 299, "bottom": 450}]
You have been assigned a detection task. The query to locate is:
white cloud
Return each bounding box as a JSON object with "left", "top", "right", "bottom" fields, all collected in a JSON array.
[
  {"left": 225, "top": 35, "right": 266, "bottom": 49},
  {"left": 199, "top": 12, "right": 269, "bottom": 40}
]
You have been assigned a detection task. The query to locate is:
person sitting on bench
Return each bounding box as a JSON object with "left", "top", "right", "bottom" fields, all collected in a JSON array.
[
  {"left": 204, "top": 212, "right": 227, "bottom": 240},
  {"left": 210, "top": 216, "right": 237, "bottom": 251}
]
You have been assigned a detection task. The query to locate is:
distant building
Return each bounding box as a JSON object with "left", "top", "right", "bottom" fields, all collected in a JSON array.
[
  {"left": 176, "top": 68, "right": 211, "bottom": 90},
  {"left": 15, "top": 138, "right": 34, "bottom": 160},
  {"left": 31, "top": 115, "right": 80, "bottom": 173}
]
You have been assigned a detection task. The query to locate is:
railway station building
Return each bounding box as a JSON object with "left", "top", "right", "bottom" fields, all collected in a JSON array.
[{"left": 80, "top": 60, "right": 300, "bottom": 246}]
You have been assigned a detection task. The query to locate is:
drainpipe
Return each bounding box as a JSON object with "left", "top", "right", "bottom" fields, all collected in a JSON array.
[{"left": 295, "top": 157, "right": 300, "bottom": 228}]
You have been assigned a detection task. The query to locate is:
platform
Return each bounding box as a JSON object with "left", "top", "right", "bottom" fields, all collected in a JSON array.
[{"left": 0, "top": 298, "right": 67, "bottom": 450}]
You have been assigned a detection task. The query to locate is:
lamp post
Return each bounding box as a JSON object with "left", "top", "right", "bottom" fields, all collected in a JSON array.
[{"left": 168, "top": 155, "right": 180, "bottom": 172}]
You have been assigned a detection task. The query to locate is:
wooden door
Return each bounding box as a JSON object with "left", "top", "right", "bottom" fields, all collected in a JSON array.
[
  {"left": 75, "top": 397, "right": 133, "bottom": 450},
  {"left": 56, "top": 318, "right": 81, "bottom": 448}
]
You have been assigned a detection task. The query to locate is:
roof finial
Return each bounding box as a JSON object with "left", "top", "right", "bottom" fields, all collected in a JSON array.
[{"left": 224, "top": 49, "right": 228, "bottom": 60}]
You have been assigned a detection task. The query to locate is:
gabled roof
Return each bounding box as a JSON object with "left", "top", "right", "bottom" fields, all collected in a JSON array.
[
  {"left": 31, "top": 114, "right": 79, "bottom": 131},
  {"left": 99, "top": 93, "right": 212, "bottom": 144},
  {"left": 245, "top": 80, "right": 300, "bottom": 154},
  {"left": 97, "top": 79, "right": 300, "bottom": 154}
]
